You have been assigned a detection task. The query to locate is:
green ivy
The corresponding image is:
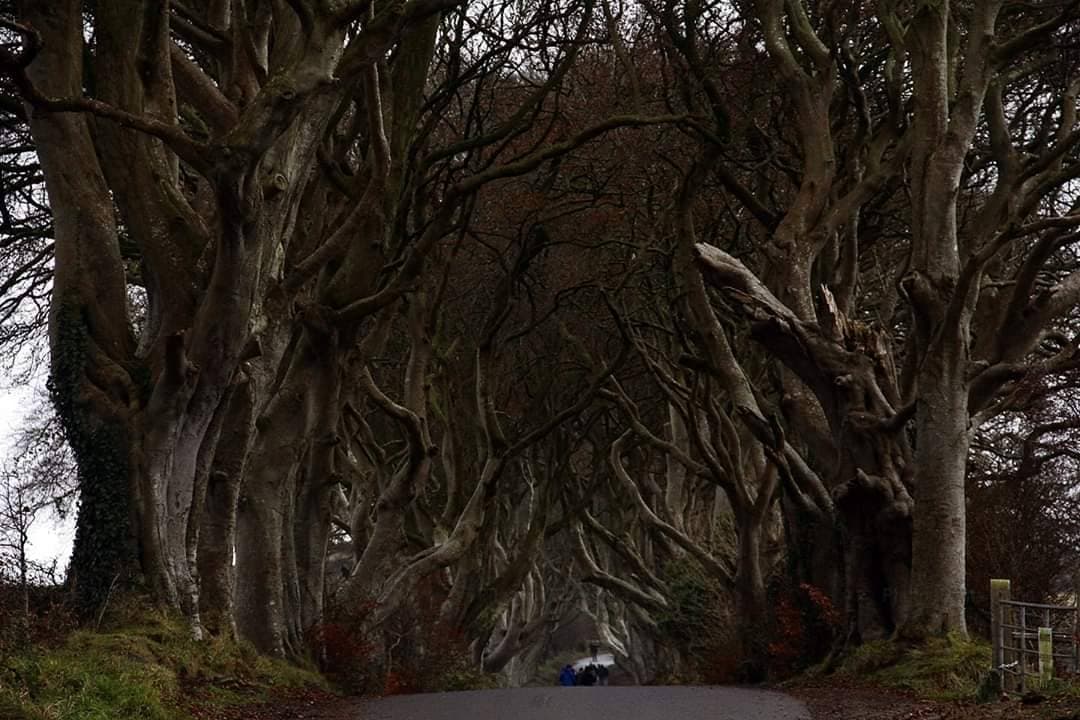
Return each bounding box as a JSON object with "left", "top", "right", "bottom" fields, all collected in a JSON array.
[
  {"left": 655, "top": 559, "right": 727, "bottom": 655},
  {"left": 48, "top": 303, "right": 139, "bottom": 615}
]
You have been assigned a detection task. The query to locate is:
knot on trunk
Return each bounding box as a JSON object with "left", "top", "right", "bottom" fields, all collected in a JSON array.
[{"left": 264, "top": 171, "right": 289, "bottom": 196}]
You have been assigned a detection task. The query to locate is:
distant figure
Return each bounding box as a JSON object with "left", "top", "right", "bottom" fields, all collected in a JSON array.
[
  {"left": 559, "top": 664, "right": 576, "bottom": 687},
  {"left": 597, "top": 664, "right": 610, "bottom": 686},
  {"left": 580, "top": 665, "right": 596, "bottom": 686}
]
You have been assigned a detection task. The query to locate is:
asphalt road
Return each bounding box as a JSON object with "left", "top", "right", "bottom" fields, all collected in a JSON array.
[{"left": 358, "top": 686, "right": 811, "bottom": 720}]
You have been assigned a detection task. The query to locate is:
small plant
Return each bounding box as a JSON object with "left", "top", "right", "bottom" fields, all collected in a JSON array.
[{"left": 974, "top": 669, "right": 1000, "bottom": 703}]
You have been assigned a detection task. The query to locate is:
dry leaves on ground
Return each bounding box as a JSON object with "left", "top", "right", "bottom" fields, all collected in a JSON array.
[{"left": 793, "top": 684, "right": 1080, "bottom": 720}]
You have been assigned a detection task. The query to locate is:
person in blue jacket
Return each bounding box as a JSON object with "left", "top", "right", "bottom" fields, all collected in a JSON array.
[{"left": 559, "top": 664, "right": 576, "bottom": 686}]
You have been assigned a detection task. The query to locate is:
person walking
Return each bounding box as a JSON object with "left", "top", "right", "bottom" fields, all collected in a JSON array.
[
  {"left": 559, "top": 665, "right": 576, "bottom": 687},
  {"left": 597, "top": 663, "right": 610, "bottom": 686}
]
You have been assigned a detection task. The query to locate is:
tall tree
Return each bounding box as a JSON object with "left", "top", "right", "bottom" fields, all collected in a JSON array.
[
  {"left": 688, "top": 0, "right": 1080, "bottom": 640},
  {"left": 1, "top": 0, "right": 676, "bottom": 660}
]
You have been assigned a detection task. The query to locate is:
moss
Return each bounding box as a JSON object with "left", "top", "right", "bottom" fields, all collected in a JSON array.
[
  {"left": 836, "top": 634, "right": 992, "bottom": 701},
  {"left": 840, "top": 639, "right": 906, "bottom": 675},
  {"left": 0, "top": 605, "right": 329, "bottom": 720}
]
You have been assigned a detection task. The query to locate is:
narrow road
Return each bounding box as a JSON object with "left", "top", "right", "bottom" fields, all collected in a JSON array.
[{"left": 359, "top": 686, "right": 811, "bottom": 720}]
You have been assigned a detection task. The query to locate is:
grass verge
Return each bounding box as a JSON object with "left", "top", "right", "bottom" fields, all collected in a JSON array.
[
  {"left": 829, "top": 634, "right": 992, "bottom": 701},
  {"left": 0, "top": 604, "right": 330, "bottom": 720}
]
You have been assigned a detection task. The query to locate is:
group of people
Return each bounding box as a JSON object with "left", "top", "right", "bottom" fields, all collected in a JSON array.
[{"left": 558, "top": 663, "right": 610, "bottom": 687}]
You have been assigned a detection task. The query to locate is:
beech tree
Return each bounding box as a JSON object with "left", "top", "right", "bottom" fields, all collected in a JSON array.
[
  {"left": 0, "top": 0, "right": 683, "bottom": 660},
  {"left": 552, "top": 0, "right": 1080, "bottom": 657},
  {"left": 681, "top": 0, "right": 1080, "bottom": 640}
]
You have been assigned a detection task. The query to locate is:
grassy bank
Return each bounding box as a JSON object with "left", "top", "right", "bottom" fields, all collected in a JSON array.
[
  {"left": 791, "top": 634, "right": 1080, "bottom": 720},
  {"left": 831, "top": 634, "right": 992, "bottom": 701},
  {"left": 0, "top": 605, "right": 329, "bottom": 720}
]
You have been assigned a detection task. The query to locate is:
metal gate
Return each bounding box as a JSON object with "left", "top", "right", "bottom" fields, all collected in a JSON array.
[{"left": 992, "top": 580, "right": 1079, "bottom": 693}]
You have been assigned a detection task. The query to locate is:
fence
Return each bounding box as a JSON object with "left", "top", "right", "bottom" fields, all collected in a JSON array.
[{"left": 991, "top": 579, "right": 1079, "bottom": 693}]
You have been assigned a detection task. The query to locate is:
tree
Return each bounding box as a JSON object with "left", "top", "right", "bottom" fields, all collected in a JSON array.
[
  {"left": 0, "top": 0, "right": 683, "bottom": 662},
  {"left": 682, "top": 0, "right": 1080, "bottom": 640},
  {"left": 0, "top": 473, "right": 39, "bottom": 647},
  {"left": 0, "top": 405, "right": 73, "bottom": 649},
  {"left": 967, "top": 386, "right": 1080, "bottom": 610}
]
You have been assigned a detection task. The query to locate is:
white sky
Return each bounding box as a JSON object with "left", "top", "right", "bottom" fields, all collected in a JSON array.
[{"left": 0, "top": 383, "right": 75, "bottom": 567}]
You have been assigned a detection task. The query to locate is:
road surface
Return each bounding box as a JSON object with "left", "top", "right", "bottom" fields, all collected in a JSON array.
[{"left": 359, "top": 686, "right": 811, "bottom": 720}]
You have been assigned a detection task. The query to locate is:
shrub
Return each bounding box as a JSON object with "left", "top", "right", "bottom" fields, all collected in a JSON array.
[
  {"left": 0, "top": 584, "right": 77, "bottom": 659},
  {"left": 766, "top": 582, "right": 841, "bottom": 678},
  {"left": 309, "top": 606, "right": 379, "bottom": 695},
  {"left": 383, "top": 581, "right": 492, "bottom": 693},
  {"left": 654, "top": 560, "right": 738, "bottom": 683},
  {"left": 317, "top": 579, "right": 497, "bottom": 696}
]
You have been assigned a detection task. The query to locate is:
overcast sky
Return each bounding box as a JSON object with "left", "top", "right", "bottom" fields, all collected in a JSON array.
[{"left": 0, "top": 382, "right": 75, "bottom": 567}]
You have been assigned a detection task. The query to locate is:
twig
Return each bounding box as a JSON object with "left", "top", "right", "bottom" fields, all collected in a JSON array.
[{"left": 95, "top": 571, "right": 122, "bottom": 631}]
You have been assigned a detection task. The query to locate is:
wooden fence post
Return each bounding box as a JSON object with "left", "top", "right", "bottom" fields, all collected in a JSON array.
[
  {"left": 990, "top": 579, "right": 1010, "bottom": 680},
  {"left": 1039, "top": 627, "right": 1053, "bottom": 688}
]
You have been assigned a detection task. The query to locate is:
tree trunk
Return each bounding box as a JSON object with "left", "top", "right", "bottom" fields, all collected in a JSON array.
[
  {"left": 236, "top": 325, "right": 338, "bottom": 655},
  {"left": 294, "top": 358, "right": 344, "bottom": 636},
  {"left": 235, "top": 463, "right": 291, "bottom": 655},
  {"left": 197, "top": 381, "right": 255, "bottom": 638},
  {"left": 734, "top": 516, "right": 768, "bottom": 667},
  {"left": 901, "top": 348, "right": 970, "bottom": 638},
  {"left": 199, "top": 469, "right": 242, "bottom": 638},
  {"left": 18, "top": 528, "right": 30, "bottom": 649},
  {"left": 24, "top": 0, "right": 141, "bottom": 616}
]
